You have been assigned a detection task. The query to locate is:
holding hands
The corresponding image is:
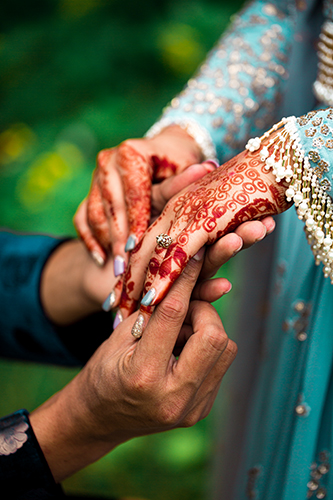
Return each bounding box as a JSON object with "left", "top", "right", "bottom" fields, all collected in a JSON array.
[
  {"left": 115, "top": 141, "right": 290, "bottom": 335},
  {"left": 31, "top": 247, "right": 237, "bottom": 482},
  {"left": 74, "top": 125, "right": 204, "bottom": 271}
]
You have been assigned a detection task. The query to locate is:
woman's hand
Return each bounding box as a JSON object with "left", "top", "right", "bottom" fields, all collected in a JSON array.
[
  {"left": 30, "top": 246, "right": 237, "bottom": 482},
  {"left": 74, "top": 125, "right": 204, "bottom": 272},
  {"left": 116, "top": 141, "right": 290, "bottom": 331}
]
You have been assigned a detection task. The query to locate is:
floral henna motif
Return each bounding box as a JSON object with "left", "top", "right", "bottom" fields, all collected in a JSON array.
[
  {"left": 151, "top": 155, "right": 179, "bottom": 180},
  {"left": 141, "top": 148, "right": 290, "bottom": 305},
  {"left": 118, "top": 143, "right": 154, "bottom": 242}
]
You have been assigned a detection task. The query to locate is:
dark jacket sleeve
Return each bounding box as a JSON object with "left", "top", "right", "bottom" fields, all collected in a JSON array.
[
  {"left": 0, "top": 230, "right": 113, "bottom": 366},
  {"left": 0, "top": 409, "right": 65, "bottom": 498}
]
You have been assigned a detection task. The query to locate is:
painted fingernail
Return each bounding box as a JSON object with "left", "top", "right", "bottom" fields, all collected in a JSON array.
[
  {"left": 113, "top": 309, "right": 123, "bottom": 329},
  {"left": 141, "top": 288, "right": 156, "bottom": 306},
  {"left": 131, "top": 313, "right": 144, "bottom": 339},
  {"left": 204, "top": 159, "right": 219, "bottom": 170},
  {"left": 192, "top": 247, "right": 205, "bottom": 261},
  {"left": 125, "top": 234, "right": 137, "bottom": 252},
  {"left": 91, "top": 250, "right": 105, "bottom": 267},
  {"left": 114, "top": 256, "right": 125, "bottom": 277},
  {"left": 102, "top": 290, "right": 116, "bottom": 312}
]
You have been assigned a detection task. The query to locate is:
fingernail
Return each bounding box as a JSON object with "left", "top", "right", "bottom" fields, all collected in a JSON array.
[
  {"left": 141, "top": 288, "right": 156, "bottom": 306},
  {"left": 233, "top": 239, "right": 243, "bottom": 256},
  {"left": 91, "top": 250, "right": 105, "bottom": 267},
  {"left": 131, "top": 313, "right": 144, "bottom": 339},
  {"left": 192, "top": 247, "right": 205, "bottom": 261},
  {"left": 125, "top": 234, "right": 137, "bottom": 252},
  {"left": 224, "top": 283, "right": 232, "bottom": 294},
  {"left": 114, "top": 255, "right": 125, "bottom": 277},
  {"left": 102, "top": 290, "right": 116, "bottom": 312},
  {"left": 204, "top": 159, "right": 219, "bottom": 170},
  {"left": 255, "top": 229, "right": 267, "bottom": 243},
  {"left": 113, "top": 309, "right": 123, "bottom": 329}
]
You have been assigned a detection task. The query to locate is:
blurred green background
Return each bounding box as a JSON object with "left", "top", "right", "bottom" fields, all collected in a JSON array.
[{"left": 0, "top": 0, "right": 244, "bottom": 498}]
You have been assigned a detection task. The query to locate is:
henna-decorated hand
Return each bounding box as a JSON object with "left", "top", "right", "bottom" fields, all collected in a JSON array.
[
  {"left": 74, "top": 125, "right": 204, "bottom": 274},
  {"left": 116, "top": 140, "right": 290, "bottom": 333}
]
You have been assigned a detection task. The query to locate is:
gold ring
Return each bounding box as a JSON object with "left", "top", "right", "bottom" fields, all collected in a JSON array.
[{"left": 156, "top": 233, "right": 173, "bottom": 248}]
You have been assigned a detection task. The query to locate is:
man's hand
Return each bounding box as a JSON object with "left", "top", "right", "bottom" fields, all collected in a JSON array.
[{"left": 30, "top": 244, "right": 237, "bottom": 483}]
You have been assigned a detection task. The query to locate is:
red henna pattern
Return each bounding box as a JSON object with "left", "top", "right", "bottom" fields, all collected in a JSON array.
[{"left": 151, "top": 155, "right": 179, "bottom": 180}]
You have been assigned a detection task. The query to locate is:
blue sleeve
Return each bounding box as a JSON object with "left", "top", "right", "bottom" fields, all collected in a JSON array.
[
  {"left": 147, "top": 0, "right": 295, "bottom": 162},
  {"left": 0, "top": 231, "right": 112, "bottom": 366}
]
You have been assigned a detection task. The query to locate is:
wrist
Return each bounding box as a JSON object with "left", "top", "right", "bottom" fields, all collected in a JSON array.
[
  {"left": 41, "top": 240, "right": 103, "bottom": 326},
  {"left": 149, "top": 124, "right": 204, "bottom": 165},
  {"left": 30, "top": 372, "right": 121, "bottom": 483}
]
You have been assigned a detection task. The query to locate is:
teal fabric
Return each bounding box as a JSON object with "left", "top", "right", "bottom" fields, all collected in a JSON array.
[{"left": 158, "top": 0, "right": 333, "bottom": 497}]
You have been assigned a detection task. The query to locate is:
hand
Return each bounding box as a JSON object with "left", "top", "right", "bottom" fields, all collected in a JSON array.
[
  {"left": 74, "top": 125, "right": 204, "bottom": 271},
  {"left": 30, "top": 245, "right": 237, "bottom": 483},
  {"left": 117, "top": 139, "right": 290, "bottom": 327}
]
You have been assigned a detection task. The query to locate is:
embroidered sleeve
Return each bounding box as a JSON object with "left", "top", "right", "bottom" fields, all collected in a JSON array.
[
  {"left": 245, "top": 107, "right": 333, "bottom": 281},
  {"left": 146, "top": 0, "right": 295, "bottom": 162},
  {"left": 0, "top": 409, "right": 64, "bottom": 497}
]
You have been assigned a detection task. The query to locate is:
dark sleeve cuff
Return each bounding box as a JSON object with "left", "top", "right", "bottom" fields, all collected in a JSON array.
[{"left": 0, "top": 409, "right": 64, "bottom": 499}]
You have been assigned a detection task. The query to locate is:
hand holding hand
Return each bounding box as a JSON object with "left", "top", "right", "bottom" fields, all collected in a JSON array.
[
  {"left": 74, "top": 126, "right": 204, "bottom": 272},
  {"left": 30, "top": 245, "right": 237, "bottom": 483},
  {"left": 117, "top": 138, "right": 289, "bottom": 331}
]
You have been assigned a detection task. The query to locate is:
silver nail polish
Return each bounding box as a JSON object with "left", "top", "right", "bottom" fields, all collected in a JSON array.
[
  {"left": 141, "top": 288, "right": 156, "bottom": 306},
  {"left": 91, "top": 250, "right": 105, "bottom": 267},
  {"left": 102, "top": 290, "right": 116, "bottom": 312},
  {"left": 125, "top": 234, "right": 137, "bottom": 252},
  {"left": 113, "top": 309, "right": 123, "bottom": 329},
  {"left": 131, "top": 314, "right": 144, "bottom": 339},
  {"left": 114, "top": 255, "right": 125, "bottom": 277}
]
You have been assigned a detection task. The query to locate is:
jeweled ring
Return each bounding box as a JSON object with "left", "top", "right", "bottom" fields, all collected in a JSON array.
[{"left": 156, "top": 233, "right": 173, "bottom": 248}]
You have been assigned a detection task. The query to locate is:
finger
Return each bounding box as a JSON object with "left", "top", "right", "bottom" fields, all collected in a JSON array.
[
  {"left": 182, "top": 338, "right": 238, "bottom": 425},
  {"left": 87, "top": 181, "right": 113, "bottom": 254},
  {"left": 74, "top": 198, "right": 107, "bottom": 266},
  {"left": 200, "top": 233, "right": 243, "bottom": 280},
  {"left": 191, "top": 277, "right": 232, "bottom": 303},
  {"left": 117, "top": 142, "right": 153, "bottom": 252},
  {"left": 132, "top": 249, "right": 206, "bottom": 366},
  {"left": 175, "top": 300, "right": 230, "bottom": 385},
  {"left": 97, "top": 149, "right": 130, "bottom": 269},
  {"left": 234, "top": 220, "right": 267, "bottom": 249},
  {"left": 151, "top": 162, "right": 217, "bottom": 215}
]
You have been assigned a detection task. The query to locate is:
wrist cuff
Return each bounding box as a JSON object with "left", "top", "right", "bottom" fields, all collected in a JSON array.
[{"left": 0, "top": 409, "right": 64, "bottom": 498}]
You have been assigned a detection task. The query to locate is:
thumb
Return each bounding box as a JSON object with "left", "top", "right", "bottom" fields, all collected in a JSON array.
[{"left": 152, "top": 162, "right": 218, "bottom": 214}]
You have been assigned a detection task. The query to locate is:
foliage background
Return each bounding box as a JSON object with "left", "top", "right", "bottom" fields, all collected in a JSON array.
[{"left": 0, "top": 0, "right": 244, "bottom": 498}]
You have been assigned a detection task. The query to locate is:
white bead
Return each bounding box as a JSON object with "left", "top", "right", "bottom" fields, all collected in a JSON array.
[
  {"left": 315, "top": 228, "right": 325, "bottom": 240},
  {"left": 294, "top": 192, "right": 303, "bottom": 204},
  {"left": 286, "top": 187, "right": 295, "bottom": 198},
  {"left": 324, "top": 236, "right": 332, "bottom": 247}
]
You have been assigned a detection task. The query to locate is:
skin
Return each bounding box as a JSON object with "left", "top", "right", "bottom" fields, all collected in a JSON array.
[
  {"left": 74, "top": 125, "right": 203, "bottom": 265},
  {"left": 30, "top": 245, "right": 237, "bottom": 483},
  {"left": 117, "top": 134, "right": 291, "bottom": 325}
]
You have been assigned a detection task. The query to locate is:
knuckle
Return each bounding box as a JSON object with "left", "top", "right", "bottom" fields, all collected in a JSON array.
[
  {"left": 203, "top": 325, "right": 229, "bottom": 355},
  {"left": 182, "top": 413, "right": 200, "bottom": 428},
  {"left": 97, "top": 149, "right": 111, "bottom": 168},
  {"left": 224, "top": 338, "right": 238, "bottom": 361},
  {"left": 158, "top": 297, "right": 186, "bottom": 324},
  {"left": 128, "top": 366, "right": 158, "bottom": 395},
  {"left": 157, "top": 398, "right": 185, "bottom": 427}
]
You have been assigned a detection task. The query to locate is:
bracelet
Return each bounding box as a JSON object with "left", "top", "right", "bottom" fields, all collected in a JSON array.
[{"left": 145, "top": 117, "right": 218, "bottom": 162}]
